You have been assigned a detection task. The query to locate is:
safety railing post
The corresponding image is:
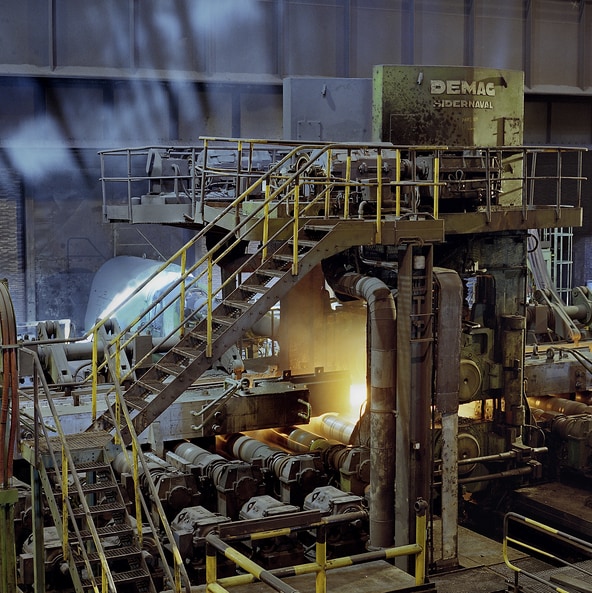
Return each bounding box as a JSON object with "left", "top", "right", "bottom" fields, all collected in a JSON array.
[
  {"left": 206, "top": 541, "right": 218, "bottom": 590},
  {"left": 114, "top": 335, "right": 121, "bottom": 385},
  {"left": 556, "top": 149, "right": 562, "bottom": 220},
  {"left": 520, "top": 148, "right": 527, "bottom": 222},
  {"left": 432, "top": 151, "right": 440, "bottom": 220},
  {"left": 292, "top": 183, "right": 300, "bottom": 276},
  {"left": 132, "top": 438, "right": 143, "bottom": 546},
  {"left": 395, "top": 148, "right": 401, "bottom": 217},
  {"left": 414, "top": 498, "right": 428, "bottom": 584},
  {"left": 190, "top": 146, "right": 197, "bottom": 219},
  {"left": 577, "top": 149, "right": 584, "bottom": 208},
  {"left": 324, "top": 149, "right": 332, "bottom": 218},
  {"left": 376, "top": 150, "right": 383, "bottom": 242},
  {"left": 236, "top": 140, "right": 243, "bottom": 228},
  {"left": 528, "top": 149, "right": 537, "bottom": 207},
  {"left": 113, "top": 336, "right": 121, "bottom": 445},
  {"left": 207, "top": 254, "right": 214, "bottom": 357},
  {"left": 344, "top": 151, "right": 352, "bottom": 219},
  {"left": 61, "top": 446, "right": 68, "bottom": 561},
  {"left": 200, "top": 139, "right": 209, "bottom": 220},
  {"left": 179, "top": 249, "right": 187, "bottom": 338},
  {"left": 262, "top": 183, "right": 270, "bottom": 260},
  {"left": 91, "top": 327, "right": 99, "bottom": 421},
  {"left": 126, "top": 148, "right": 132, "bottom": 222},
  {"left": 316, "top": 524, "right": 327, "bottom": 593}
]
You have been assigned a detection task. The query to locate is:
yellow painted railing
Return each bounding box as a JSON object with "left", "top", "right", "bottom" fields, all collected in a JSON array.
[
  {"left": 503, "top": 511, "right": 592, "bottom": 593},
  {"left": 101, "top": 344, "right": 192, "bottom": 593},
  {"left": 92, "top": 141, "right": 586, "bottom": 418},
  {"left": 20, "top": 348, "right": 117, "bottom": 593},
  {"left": 21, "top": 346, "right": 194, "bottom": 592},
  {"left": 203, "top": 499, "right": 428, "bottom": 593},
  {"left": 94, "top": 140, "right": 430, "bottom": 415}
]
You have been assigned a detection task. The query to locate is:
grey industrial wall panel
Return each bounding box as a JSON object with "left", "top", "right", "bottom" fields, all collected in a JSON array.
[
  {"left": 349, "top": 1, "right": 408, "bottom": 73},
  {"left": 0, "top": 1, "right": 49, "bottom": 67},
  {"left": 284, "top": 0, "right": 346, "bottom": 76},
  {"left": 473, "top": 1, "right": 524, "bottom": 71},
  {"left": 2, "top": 1, "right": 592, "bottom": 93},
  {"left": 413, "top": 0, "right": 466, "bottom": 66},
  {"left": 55, "top": 0, "right": 132, "bottom": 69},
  {"left": 0, "top": 172, "right": 25, "bottom": 324}
]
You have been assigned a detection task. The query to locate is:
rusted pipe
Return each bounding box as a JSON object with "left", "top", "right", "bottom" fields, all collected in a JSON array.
[{"left": 324, "top": 269, "right": 397, "bottom": 548}]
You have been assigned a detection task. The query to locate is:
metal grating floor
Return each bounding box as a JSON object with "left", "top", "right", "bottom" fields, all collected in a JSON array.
[{"left": 23, "top": 429, "right": 113, "bottom": 454}]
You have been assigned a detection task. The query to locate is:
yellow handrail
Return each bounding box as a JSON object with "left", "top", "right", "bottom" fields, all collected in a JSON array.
[
  {"left": 203, "top": 499, "right": 428, "bottom": 593},
  {"left": 89, "top": 141, "right": 587, "bottom": 418},
  {"left": 292, "top": 183, "right": 300, "bottom": 276},
  {"left": 22, "top": 348, "right": 117, "bottom": 593},
  {"left": 102, "top": 347, "right": 192, "bottom": 593},
  {"left": 344, "top": 152, "right": 352, "bottom": 219},
  {"left": 376, "top": 149, "right": 383, "bottom": 243},
  {"left": 503, "top": 511, "right": 592, "bottom": 593}
]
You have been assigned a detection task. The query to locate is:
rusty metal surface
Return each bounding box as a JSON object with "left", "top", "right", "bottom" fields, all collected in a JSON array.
[
  {"left": 442, "top": 207, "right": 583, "bottom": 235},
  {"left": 513, "top": 482, "right": 592, "bottom": 541},
  {"left": 372, "top": 65, "right": 524, "bottom": 146}
]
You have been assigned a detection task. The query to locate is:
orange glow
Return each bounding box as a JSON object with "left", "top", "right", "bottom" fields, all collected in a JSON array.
[{"left": 349, "top": 383, "right": 367, "bottom": 417}]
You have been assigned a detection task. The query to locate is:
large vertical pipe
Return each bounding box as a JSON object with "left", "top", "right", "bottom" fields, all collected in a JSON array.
[
  {"left": 395, "top": 247, "right": 413, "bottom": 553},
  {"left": 396, "top": 244, "right": 434, "bottom": 574},
  {"left": 434, "top": 268, "right": 463, "bottom": 569},
  {"left": 323, "top": 270, "right": 397, "bottom": 548},
  {"left": 502, "top": 315, "right": 526, "bottom": 445}
]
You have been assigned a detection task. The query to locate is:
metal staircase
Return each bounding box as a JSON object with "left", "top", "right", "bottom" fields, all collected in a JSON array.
[
  {"left": 99, "top": 218, "right": 376, "bottom": 444},
  {"left": 36, "top": 432, "right": 158, "bottom": 593},
  {"left": 90, "top": 140, "right": 587, "bottom": 449},
  {"left": 91, "top": 139, "right": 410, "bottom": 444},
  {"left": 19, "top": 348, "right": 191, "bottom": 593}
]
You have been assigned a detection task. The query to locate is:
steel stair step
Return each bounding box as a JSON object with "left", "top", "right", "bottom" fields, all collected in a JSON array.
[
  {"left": 70, "top": 461, "right": 111, "bottom": 473},
  {"left": 68, "top": 480, "right": 118, "bottom": 495},
  {"left": 302, "top": 224, "right": 334, "bottom": 232},
  {"left": 71, "top": 501, "right": 126, "bottom": 518},
  {"left": 41, "top": 431, "right": 114, "bottom": 456},
  {"left": 154, "top": 361, "right": 186, "bottom": 375},
  {"left": 81, "top": 567, "right": 151, "bottom": 588},
  {"left": 288, "top": 238, "right": 318, "bottom": 248},
  {"left": 124, "top": 395, "right": 148, "bottom": 411},
  {"left": 75, "top": 544, "right": 143, "bottom": 565},
  {"left": 255, "top": 267, "right": 287, "bottom": 278},
  {"left": 77, "top": 522, "right": 134, "bottom": 540},
  {"left": 135, "top": 381, "right": 165, "bottom": 395},
  {"left": 112, "top": 568, "right": 151, "bottom": 584},
  {"left": 272, "top": 253, "right": 300, "bottom": 262},
  {"left": 239, "top": 283, "right": 269, "bottom": 294},
  {"left": 46, "top": 462, "right": 110, "bottom": 482},
  {"left": 223, "top": 299, "right": 251, "bottom": 311},
  {"left": 212, "top": 315, "right": 240, "bottom": 326},
  {"left": 193, "top": 331, "right": 223, "bottom": 343},
  {"left": 171, "top": 346, "right": 202, "bottom": 359}
]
